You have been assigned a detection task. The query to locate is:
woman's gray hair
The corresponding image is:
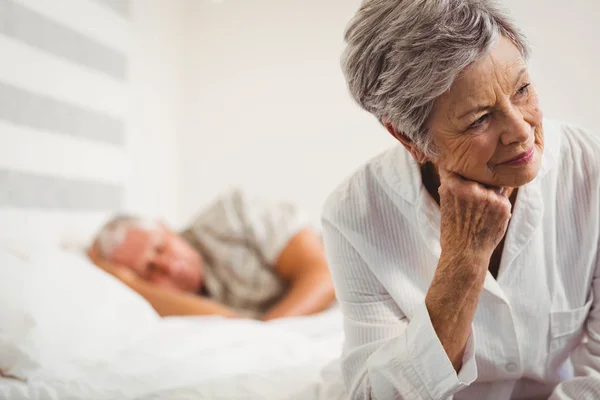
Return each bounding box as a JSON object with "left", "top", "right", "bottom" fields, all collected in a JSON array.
[
  {"left": 342, "top": 0, "right": 530, "bottom": 155},
  {"left": 94, "top": 215, "right": 160, "bottom": 260}
]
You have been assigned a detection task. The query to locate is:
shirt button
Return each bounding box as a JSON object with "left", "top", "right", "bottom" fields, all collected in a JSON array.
[{"left": 505, "top": 362, "right": 518, "bottom": 373}]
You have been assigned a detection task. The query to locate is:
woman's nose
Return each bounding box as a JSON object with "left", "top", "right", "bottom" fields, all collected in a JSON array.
[{"left": 499, "top": 108, "right": 531, "bottom": 146}]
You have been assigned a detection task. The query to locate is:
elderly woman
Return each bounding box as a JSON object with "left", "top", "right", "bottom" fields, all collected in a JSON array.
[{"left": 322, "top": 0, "right": 600, "bottom": 399}]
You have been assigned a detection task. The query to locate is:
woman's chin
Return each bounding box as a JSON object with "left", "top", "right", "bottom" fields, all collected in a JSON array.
[{"left": 494, "top": 152, "right": 543, "bottom": 188}]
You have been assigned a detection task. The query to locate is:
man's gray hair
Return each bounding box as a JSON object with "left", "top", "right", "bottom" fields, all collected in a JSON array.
[
  {"left": 341, "top": 0, "right": 530, "bottom": 155},
  {"left": 94, "top": 215, "right": 160, "bottom": 260}
]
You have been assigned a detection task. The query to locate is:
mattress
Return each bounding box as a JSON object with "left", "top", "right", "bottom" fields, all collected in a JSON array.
[{"left": 0, "top": 307, "right": 346, "bottom": 400}]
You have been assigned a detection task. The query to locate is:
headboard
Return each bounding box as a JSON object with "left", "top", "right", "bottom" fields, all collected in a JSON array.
[{"left": 0, "top": 0, "right": 131, "bottom": 249}]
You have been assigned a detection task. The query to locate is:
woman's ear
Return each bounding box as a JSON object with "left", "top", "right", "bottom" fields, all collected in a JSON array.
[{"left": 383, "top": 120, "right": 429, "bottom": 164}]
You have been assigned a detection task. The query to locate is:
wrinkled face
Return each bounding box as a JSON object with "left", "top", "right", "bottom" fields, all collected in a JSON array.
[
  {"left": 427, "top": 36, "right": 544, "bottom": 188},
  {"left": 108, "top": 226, "right": 204, "bottom": 293}
]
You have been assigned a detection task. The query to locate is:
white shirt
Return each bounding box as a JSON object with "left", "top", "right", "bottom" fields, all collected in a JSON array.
[{"left": 321, "top": 120, "right": 600, "bottom": 399}]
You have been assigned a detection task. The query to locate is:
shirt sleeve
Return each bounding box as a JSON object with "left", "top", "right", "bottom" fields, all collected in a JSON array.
[
  {"left": 549, "top": 268, "right": 600, "bottom": 399},
  {"left": 223, "top": 189, "right": 315, "bottom": 265},
  {"left": 322, "top": 217, "right": 477, "bottom": 400}
]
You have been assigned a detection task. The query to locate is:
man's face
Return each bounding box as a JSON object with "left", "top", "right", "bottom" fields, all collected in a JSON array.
[{"left": 108, "top": 226, "right": 204, "bottom": 293}]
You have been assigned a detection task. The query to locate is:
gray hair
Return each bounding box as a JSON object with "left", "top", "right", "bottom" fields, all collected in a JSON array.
[
  {"left": 341, "top": 0, "right": 530, "bottom": 155},
  {"left": 94, "top": 215, "right": 160, "bottom": 260}
]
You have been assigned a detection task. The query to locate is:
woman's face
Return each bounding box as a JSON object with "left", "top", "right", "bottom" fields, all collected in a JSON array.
[{"left": 426, "top": 36, "right": 544, "bottom": 188}]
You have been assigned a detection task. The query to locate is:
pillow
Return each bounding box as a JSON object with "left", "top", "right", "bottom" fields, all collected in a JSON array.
[
  {"left": 0, "top": 234, "right": 58, "bottom": 262},
  {"left": 0, "top": 247, "right": 159, "bottom": 380}
]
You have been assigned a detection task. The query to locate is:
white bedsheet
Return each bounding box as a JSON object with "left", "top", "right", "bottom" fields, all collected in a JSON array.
[{"left": 0, "top": 307, "right": 345, "bottom": 400}]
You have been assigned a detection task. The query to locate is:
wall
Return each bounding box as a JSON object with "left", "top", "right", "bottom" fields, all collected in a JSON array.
[
  {"left": 127, "top": 0, "right": 187, "bottom": 227},
  {"left": 0, "top": 0, "right": 131, "bottom": 246},
  {"left": 0, "top": 0, "right": 189, "bottom": 246},
  {"left": 2, "top": 0, "right": 597, "bottom": 241},
  {"left": 179, "top": 0, "right": 393, "bottom": 223},
  {"left": 177, "top": 0, "right": 600, "bottom": 223},
  {"left": 504, "top": 0, "right": 600, "bottom": 131}
]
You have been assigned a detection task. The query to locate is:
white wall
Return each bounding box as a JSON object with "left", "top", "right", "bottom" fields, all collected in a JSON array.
[
  {"left": 504, "top": 0, "right": 600, "bottom": 131},
  {"left": 0, "top": 0, "right": 191, "bottom": 246},
  {"left": 178, "top": 0, "right": 393, "bottom": 222},
  {"left": 176, "top": 0, "right": 600, "bottom": 223},
  {"left": 0, "top": 0, "right": 131, "bottom": 247},
  {"left": 2, "top": 1, "right": 595, "bottom": 241},
  {"left": 127, "top": 0, "right": 188, "bottom": 226}
]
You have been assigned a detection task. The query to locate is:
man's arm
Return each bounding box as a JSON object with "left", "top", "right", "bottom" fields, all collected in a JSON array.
[
  {"left": 121, "top": 228, "right": 334, "bottom": 321},
  {"left": 124, "top": 276, "right": 238, "bottom": 318},
  {"left": 260, "top": 228, "right": 336, "bottom": 321},
  {"left": 87, "top": 244, "right": 238, "bottom": 318}
]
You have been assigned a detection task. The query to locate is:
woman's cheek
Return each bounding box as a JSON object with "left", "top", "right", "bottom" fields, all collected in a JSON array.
[
  {"left": 525, "top": 90, "right": 544, "bottom": 125},
  {"left": 462, "top": 135, "right": 495, "bottom": 170}
]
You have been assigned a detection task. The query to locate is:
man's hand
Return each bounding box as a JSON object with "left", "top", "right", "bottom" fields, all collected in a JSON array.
[
  {"left": 86, "top": 241, "right": 238, "bottom": 318},
  {"left": 87, "top": 242, "right": 137, "bottom": 285}
]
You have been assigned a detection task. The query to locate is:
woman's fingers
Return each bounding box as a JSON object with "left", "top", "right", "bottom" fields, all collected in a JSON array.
[
  {"left": 439, "top": 168, "right": 507, "bottom": 198},
  {"left": 437, "top": 167, "right": 512, "bottom": 261}
]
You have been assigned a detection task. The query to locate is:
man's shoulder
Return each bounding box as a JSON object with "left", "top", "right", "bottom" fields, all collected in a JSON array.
[
  {"left": 185, "top": 187, "right": 310, "bottom": 246},
  {"left": 186, "top": 188, "right": 261, "bottom": 224},
  {"left": 210, "top": 187, "right": 300, "bottom": 215},
  {"left": 182, "top": 189, "right": 245, "bottom": 235}
]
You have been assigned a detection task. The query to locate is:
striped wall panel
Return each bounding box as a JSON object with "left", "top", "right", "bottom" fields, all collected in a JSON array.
[
  {"left": 91, "top": 0, "right": 130, "bottom": 18},
  {"left": 0, "top": 0, "right": 131, "bottom": 241},
  {"left": 0, "top": 170, "right": 123, "bottom": 210}
]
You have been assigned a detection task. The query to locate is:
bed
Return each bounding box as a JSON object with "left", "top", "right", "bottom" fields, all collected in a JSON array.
[
  {"left": 0, "top": 246, "right": 345, "bottom": 400},
  {"left": 0, "top": 1, "right": 346, "bottom": 397},
  {"left": 0, "top": 319, "right": 345, "bottom": 400}
]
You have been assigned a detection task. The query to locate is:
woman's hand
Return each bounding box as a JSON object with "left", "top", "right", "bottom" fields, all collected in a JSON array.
[
  {"left": 425, "top": 168, "right": 513, "bottom": 372},
  {"left": 437, "top": 168, "right": 512, "bottom": 271}
]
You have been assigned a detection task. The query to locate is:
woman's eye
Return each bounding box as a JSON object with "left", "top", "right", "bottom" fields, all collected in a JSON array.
[
  {"left": 469, "top": 114, "right": 489, "bottom": 129},
  {"left": 517, "top": 83, "right": 531, "bottom": 96}
]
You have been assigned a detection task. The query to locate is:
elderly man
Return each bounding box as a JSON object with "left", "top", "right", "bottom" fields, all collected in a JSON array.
[{"left": 89, "top": 189, "right": 335, "bottom": 321}]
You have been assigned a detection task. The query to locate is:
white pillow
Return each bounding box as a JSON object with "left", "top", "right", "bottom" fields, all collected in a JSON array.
[
  {"left": 0, "top": 234, "right": 58, "bottom": 262},
  {"left": 0, "top": 247, "right": 159, "bottom": 380}
]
